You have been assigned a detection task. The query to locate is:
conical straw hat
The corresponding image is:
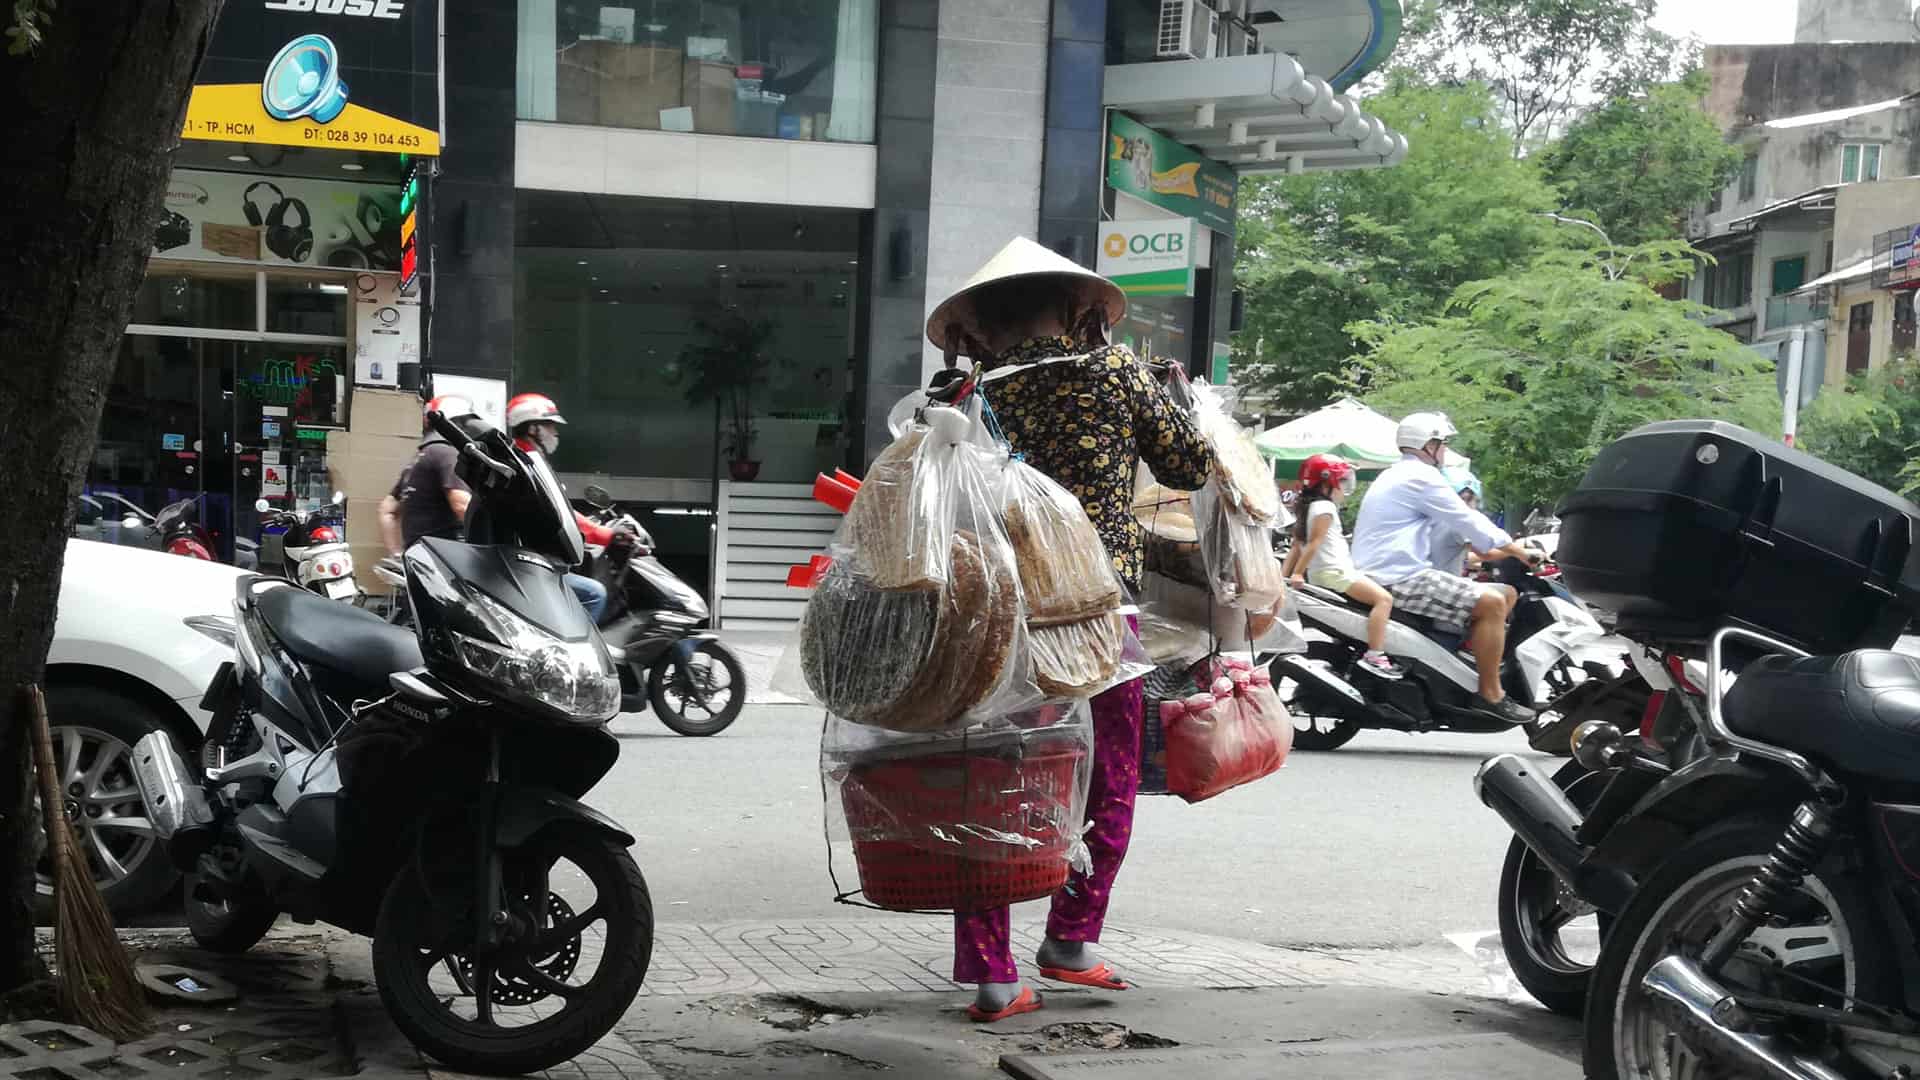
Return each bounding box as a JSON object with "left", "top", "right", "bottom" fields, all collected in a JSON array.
[{"left": 925, "top": 236, "right": 1128, "bottom": 351}]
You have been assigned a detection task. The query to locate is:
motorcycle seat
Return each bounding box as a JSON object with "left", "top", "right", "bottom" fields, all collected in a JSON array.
[
  {"left": 1722, "top": 650, "right": 1920, "bottom": 782},
  {"left": 1299, "top": 583, "right": 1454, "bottom": 637},
  {"left": 257, "top": 585, "right": 424, "bottom": 699}
]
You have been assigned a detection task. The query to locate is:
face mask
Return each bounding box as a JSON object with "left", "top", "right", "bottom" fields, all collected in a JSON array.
[{"left": 533, "top": 424, "right": 559, "bottom": 455}]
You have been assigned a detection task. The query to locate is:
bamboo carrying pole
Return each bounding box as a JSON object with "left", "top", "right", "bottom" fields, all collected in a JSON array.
[{"left": 26, "top": 685, "right": 148, "bottom": 1040}]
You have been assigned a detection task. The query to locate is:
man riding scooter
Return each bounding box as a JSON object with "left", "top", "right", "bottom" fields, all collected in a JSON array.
[
  {"left": 1351, "top": 413, "right": 1540, "bottom": 725},
  {"left": 505, "top": 391, "right": 626, "bottom": 620}
]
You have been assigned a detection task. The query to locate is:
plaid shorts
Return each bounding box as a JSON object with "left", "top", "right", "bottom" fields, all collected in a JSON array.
[{"left": 1385, "top": 569, "right": 1492, "bottom": 635}]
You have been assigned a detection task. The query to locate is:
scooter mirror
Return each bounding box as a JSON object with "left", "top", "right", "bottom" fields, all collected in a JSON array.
[
  {"left": 332, "top": 491, "right": 346, "bottom": 505},
  {"left": 121, "top": 515, "right": 143, "bottom": 530},
  {"left": 254, "top": 499, "right": 272, "bottom": 513},
  {"left": 583, "top": 484, "right": 612, "bottom": 507}
]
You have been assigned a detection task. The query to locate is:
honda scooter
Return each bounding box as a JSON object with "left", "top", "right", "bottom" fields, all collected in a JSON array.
[
  {"left": 579, "top": 485, "right": 745, "bottom": 737},
  {"left": 1272, "top": 558, "right": 1635, "bottom": 752},
  {"left": 130, "top": 409, "right": 651, "bottom": 1076},
  {"left": 254, "top": 492, "right": 359, "bottom": 600}
]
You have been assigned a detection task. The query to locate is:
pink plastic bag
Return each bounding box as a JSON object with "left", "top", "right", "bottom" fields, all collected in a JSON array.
[{"left": 1161, "top": 658, "right": 1292, "bottom": 803}]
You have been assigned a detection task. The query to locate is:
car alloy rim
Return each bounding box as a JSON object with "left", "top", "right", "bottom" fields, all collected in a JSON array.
[{"left": 34, "top": 725, "right": 157, "bottom": 896}]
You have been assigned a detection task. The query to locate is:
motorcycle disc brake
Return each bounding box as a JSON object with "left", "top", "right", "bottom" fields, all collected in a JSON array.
[{"left": 449, "top": 891, "right": 583, "bottom": 1006}]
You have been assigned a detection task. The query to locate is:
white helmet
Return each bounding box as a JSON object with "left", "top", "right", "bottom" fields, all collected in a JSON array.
[{"left": 1396, "top": 411, "right": 1458, "bottom": 452}]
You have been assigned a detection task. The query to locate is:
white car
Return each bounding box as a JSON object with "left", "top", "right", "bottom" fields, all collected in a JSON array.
[{"left": 43, "top": 539, "right": 243, "bottom": 914}]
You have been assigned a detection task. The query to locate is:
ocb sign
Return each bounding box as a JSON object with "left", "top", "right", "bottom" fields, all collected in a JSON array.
[{"left": 1097, "top": 219, "right": 1197, "bottom": 297}]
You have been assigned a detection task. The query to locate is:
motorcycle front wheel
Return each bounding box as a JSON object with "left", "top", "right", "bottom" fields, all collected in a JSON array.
[
  {"left": 648, "top": 640, "right": 746, "bottom": 737},
  {"left": 1496, "top": 760, "right": 1609, "bottom": 1016},
  {"left": 372, "top": 823, "right": 653, "bottom": 1076}
]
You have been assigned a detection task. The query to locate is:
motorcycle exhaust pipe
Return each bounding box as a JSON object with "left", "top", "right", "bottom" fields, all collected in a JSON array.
[
  {"left": 1641, "top": 956, "right": 1850, "bottom": 1080},
  {"left": 1474, "top": 753, "right": 1635, "bottom": 913},
  {"left": 132, "top": 730, "right": 214, "bottom": 845}
]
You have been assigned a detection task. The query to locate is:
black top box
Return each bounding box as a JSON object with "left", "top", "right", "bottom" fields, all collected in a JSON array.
[{"left": 1557, "top": 420, "right": 1920, "bottom": 653}]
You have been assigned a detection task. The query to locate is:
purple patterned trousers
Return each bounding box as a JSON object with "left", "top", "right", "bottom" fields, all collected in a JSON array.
[{"left": 952, "top": 674, "right": 1145, "bottom": 984}]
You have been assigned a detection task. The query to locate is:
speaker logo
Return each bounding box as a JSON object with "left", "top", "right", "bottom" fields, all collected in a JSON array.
[{"left": 261, "top": 34, "right": 349, "bottom": 123}]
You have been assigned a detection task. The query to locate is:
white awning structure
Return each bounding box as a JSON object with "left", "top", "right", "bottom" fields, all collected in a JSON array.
[
  {"left": 1105, "top": 53, "right": 1408, "bottom": 176},
  {"left": 1797, "top": 257, "right": 1874, "bottom": 292}
]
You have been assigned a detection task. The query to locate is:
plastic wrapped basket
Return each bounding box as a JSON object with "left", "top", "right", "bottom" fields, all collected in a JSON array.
[{"left": 840, "top": 731, "right": 1087, "bottom": 912}]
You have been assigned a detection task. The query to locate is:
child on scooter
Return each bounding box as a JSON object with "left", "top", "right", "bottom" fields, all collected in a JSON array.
[{"left": 1283, "top": 454, "right": 1406, "bottom": 680}]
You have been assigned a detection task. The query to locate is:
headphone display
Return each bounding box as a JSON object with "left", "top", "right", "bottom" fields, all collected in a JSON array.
[{"left": 243, "top": 181, "right": 313, "bottom": 263}]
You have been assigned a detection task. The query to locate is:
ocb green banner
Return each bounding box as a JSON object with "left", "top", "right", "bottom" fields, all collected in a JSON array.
[{"left": 1106, "top": 112, "right": 1237, "bottom": 235}]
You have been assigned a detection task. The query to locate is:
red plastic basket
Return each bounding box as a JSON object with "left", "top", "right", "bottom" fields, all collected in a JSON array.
[{"left": 841, "top": 741, "right": 1085, "bottom": 912}]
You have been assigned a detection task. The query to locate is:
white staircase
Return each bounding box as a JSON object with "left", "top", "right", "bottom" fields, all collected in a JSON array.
[{"left": 714, "top": 481, "right": 839, "bottom": 633}]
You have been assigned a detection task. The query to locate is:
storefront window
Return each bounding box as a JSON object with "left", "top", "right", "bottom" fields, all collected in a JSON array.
[
  {"left": 132, "top": 272, "right": 254, "bottom": 331},
  {"left": 266, "top": 276, "right": 350, "bottom": 338},
  {"left": 517, "top": 0, "right": 877, "bottom": 143},
  {"left": 101, "top": 261, "right": 357, "bottom": 563}
]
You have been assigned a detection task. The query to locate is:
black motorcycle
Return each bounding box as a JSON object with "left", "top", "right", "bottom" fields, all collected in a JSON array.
[
  {"left": 579, "top": 485, "right": 745, "bottom": 737},
  {"left": 1581, "top": 627, "right": 1920, "bottom": 1080},
  {"left": 131, "top": 409, "right": 651, "bottom": 1076}
]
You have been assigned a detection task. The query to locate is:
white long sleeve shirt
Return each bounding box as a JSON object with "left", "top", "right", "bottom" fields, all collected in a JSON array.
[{"left": 1352, "top": 456, "right": 1513, "bottom": 585}]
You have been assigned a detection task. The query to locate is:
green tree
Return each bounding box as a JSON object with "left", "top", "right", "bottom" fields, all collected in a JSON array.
[
  {"left": 1398, "top": 0, "right": 1690, "bottom": 151},
  {"left": 1351, "top": 244, "right": 1780, "bottom": 515},
  {"left": 1233, "top": 81, "right": 1563, "bottom": 412},
  {"left": 1799, "top": 358, "right": 1920, "bottom": 496},
  {"left": 1537, "top": 71, "right": 1742, "bottom": 246},
  {"left": 0, "top": 0, "right": 222, "bottom": 991}
]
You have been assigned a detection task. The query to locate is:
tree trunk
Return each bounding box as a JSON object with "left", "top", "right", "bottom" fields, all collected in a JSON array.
[{"left": 0, "top": 0, "right": 221, "bottom": 992}]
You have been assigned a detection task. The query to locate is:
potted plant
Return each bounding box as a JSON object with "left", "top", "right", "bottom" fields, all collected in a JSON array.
[{"left": 673, "top": 307, "right": 783, "bottom": 482}]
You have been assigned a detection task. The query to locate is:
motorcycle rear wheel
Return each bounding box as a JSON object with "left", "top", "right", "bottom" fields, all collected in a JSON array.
[
  {"left": 1583, "top": 823, "right": 1886, "bottom": 1080},
  {"left": 373, "top": 823, "right": 653, "bottom": 1076},
  {"left": 648, "top": 641, "right": 746, "bottom": 737}
]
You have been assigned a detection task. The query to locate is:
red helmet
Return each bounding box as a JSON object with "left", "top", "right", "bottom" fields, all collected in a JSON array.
[
  {"left": 425, "top": 393, "right": 476, "bottom": 419},
  {"left": 506, "top": 392, "right": 566, "bottom": 431},
  {"left": 1299, "top": 453, "right": 1357, "bottom": 496}
]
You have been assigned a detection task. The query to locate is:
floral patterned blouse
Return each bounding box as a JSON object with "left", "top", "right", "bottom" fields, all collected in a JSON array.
[{"left": 981, "top": 336, "right": 1212, "bottom": 589}]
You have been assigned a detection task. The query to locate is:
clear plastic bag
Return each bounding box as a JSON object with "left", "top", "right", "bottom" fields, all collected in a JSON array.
[
  {"left": 841, "top": 419, "right": 953, "bottom": 591},
  {"left": 1192, "top": 481, "right": 1286, "bottom": 611},
  {"left": 820, "top": 702, "right": 1095, "bottom": 912},
  {"left": 1003, "top": 460, "right": 1123, "bottom": 626},
  {"left": 1161, "top": 657, "right": 1292, "bottom": 804},
  {"left": 1137, "top": 571, "right": 1291, "bottom": 661},
  {"left": 1164, "top": 370, "right": 1283, "bottom": 527},
  {"left": 1134, "top": 469, "right": 1208, "bottom": 591},
  {"left": 796, "top": 408, "right": 1042, "bottom": 732}
]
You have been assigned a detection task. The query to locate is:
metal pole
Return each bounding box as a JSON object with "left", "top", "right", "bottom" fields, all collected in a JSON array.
[{"left": 1782, "top": 327, "right": 1806, "bottom": 447}]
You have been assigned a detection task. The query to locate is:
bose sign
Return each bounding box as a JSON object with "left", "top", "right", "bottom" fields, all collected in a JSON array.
[
  {"left": 1096, "top": 219, "right": 1197, "bottom": 297},
  {"left": 264, "top": 0, "right": 406, "bottom": 18}
]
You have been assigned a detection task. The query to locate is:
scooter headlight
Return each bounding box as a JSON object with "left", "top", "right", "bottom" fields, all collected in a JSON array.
[{"left": 452, "top": 591, "right": 620, "bottom": 723}]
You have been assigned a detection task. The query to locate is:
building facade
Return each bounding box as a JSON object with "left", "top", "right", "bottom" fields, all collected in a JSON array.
[
  {"left": 103, "top": 0, "right": 1411, "bottom": 630},
  {"left": 1683, "top": 7, "right": 1920, "bottom": 396}
]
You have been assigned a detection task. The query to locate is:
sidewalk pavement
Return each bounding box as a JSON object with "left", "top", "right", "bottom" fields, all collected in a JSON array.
[{"left": 0, "top": 919, "right": 1579, "bottom": 1079}]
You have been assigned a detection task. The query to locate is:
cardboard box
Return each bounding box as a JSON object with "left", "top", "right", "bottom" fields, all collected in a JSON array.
[
  {"left": 682, "top": 61, "right": 736, "bottom": 135},
  {"left": 555, "top": 52, "right": 600, "bottom": 125},
  {"left": 568, "top": 40, "right": 684, "bottom": 130},
  {"left": 350, "top": 387, "right": 429, "bottom": 440}
]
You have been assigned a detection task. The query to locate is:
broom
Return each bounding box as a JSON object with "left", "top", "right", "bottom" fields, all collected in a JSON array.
[{"left": 25, "top": 685, "right": 149, "bottom": 1041}]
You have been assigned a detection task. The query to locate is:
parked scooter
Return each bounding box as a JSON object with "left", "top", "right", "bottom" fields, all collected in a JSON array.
[
  {"left": 155, "top": 497, "right": 217, "bottom": 561},
  {"left": 1273, "top": 557, "right": 1634, "bottom": 752},
  {"left": 130, "top": 408, "right": 650, "bottom": 1076},
  {"left": 579, "top": 485, "right": 746, "bottom": 737},
  {"left": 254, "top": 492, "right": 359, "bottom": 600}
]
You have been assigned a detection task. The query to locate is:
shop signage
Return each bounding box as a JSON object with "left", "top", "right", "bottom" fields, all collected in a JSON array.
[
  {"left": 1097, "top": 219, "right": 1197, "bottom": 297},
  {"left": 1106, "top": 112, "right": 1237, "bottom": 235},
  {"left": 353, "top": 271, "right": 421, "bottom": 387},
  {"left": 182, "top": 0, "right": 440, "bottom": 154},
  {"left": 157, "top": 168, "right": 407, "bottom": 271},
  {"left": 396, "top": 162, "right": 423, "bottom": 290}
]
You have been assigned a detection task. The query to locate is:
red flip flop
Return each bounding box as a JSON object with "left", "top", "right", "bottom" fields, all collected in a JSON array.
[
  {"left": 1037, "top": 962, "right": 1131, "bottom": 991},
  {"left": 967, "top": 985, "right": 1044, "bottom": 1023}
]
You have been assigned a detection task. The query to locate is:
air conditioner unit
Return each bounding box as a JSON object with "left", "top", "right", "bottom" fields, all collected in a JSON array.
[{"left": 1158, "top": 0, "right": 1221, "bottom": 61}]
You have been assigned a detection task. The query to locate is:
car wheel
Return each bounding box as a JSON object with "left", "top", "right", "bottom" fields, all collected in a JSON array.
[{"left": 34, "top": 686, "right": 182, "bottom": 919}]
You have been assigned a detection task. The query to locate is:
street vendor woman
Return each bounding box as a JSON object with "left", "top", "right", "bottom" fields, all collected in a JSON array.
[{"left": 926, "top": 237, "right": 1214, "bottom": 1022}]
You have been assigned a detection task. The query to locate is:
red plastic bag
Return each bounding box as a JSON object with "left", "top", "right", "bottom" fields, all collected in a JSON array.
[{"left": 1161, "top": 659, "right": 1292, "bottom": 803}]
